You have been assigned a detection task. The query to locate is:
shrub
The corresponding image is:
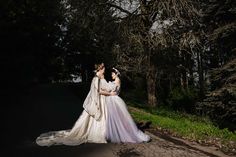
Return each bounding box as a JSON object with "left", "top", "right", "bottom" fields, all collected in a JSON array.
[{"left": 167, "top": 87, "right": 198, "bottom": 113}]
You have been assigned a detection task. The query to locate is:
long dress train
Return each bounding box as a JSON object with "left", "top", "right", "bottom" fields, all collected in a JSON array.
[
  {"left": 36, "top": 76, "right": 108, "bottom": 146},
  {"left": 105, "top": 81, "right": 150, "bottom": 143}
]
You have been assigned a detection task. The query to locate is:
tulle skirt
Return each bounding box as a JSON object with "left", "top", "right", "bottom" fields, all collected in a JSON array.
[{"left": 105, "top": 96, "right": 150, "bottom": 143}]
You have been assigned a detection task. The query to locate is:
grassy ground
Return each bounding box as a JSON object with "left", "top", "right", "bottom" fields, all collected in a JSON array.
[{"left": 126, "top": 101, "right": 236, "bottom": 154}]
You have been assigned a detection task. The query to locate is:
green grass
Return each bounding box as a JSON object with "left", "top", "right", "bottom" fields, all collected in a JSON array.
[{"left": 127, "top": 102, "right": 236, "bottom": 144}]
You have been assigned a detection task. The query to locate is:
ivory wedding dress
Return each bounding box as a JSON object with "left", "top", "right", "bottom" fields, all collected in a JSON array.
[
  {"left": 36, "top": 76, "right": 108, "bottom": 146},
  {"left": 105, "top": 81, "right": 150, "bottom": 143}
]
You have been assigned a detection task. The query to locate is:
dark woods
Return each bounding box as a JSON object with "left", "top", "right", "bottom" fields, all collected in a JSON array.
[{"left": 1, "top": 0, "right": 236, "bottom": 130}]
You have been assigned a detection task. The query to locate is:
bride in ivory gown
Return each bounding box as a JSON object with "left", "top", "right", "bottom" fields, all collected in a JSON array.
[
  {"left": 36, "top": 63, "right": 116, "bottom": 146},
  {"left": 103, "top": 68, "right": 150, "bottom": 143}
]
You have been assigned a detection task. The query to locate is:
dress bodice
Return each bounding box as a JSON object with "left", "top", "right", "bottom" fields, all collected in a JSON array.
[{"left": 108, "top": 81, "right": 120, "bottom": 95}]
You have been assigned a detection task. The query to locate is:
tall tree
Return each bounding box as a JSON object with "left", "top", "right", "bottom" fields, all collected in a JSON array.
[
  {"left": 1, "top": 0, "right": 118, "bottom": 84},
  {"left": 1, "top": 0, "right": 67, "bottom": 84},
  {"left": 58, "top": 0, "right": 119, "bottom": 80},
  {"left": 109, "top": 0, "right": 201, "bottom": 107},
  {"left": 195, "top": 0, "right": 236, "bottom": 130}
]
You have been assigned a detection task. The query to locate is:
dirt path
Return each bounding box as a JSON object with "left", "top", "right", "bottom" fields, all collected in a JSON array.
[
  {"left": 16, "top": 131, "right": 232, "bottom": 157},
  {"left": 4, "top": 83, "right": 234, "bottom": 157},
  {"left": 110, "top": 132, "right": 230, "bottom": 157}
]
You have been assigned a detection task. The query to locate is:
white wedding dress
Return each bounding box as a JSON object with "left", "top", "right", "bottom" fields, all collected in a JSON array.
[
  {"left": 36, "top": 76, "right": 108, "bottom": 146},
  {"left": 105, "top": 81, "right": 150, "bottom": 143}
]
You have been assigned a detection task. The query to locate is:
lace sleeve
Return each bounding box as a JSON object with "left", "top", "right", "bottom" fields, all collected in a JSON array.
[
  {"left": 100, "top": 79, "right": 113, "bottom": 92},
  {"left": 114, "top": 84, "right": 121, "bottom": 95}
]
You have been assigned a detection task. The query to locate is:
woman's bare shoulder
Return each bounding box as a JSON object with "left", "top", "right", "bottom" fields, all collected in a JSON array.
[{"left": 115, "top": 78, "right": 121, "bottom": 85}]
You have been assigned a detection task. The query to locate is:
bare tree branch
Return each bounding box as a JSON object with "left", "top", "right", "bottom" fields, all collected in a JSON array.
[{"left": 105, "top": 2, "right": 133, "bottom": 15}]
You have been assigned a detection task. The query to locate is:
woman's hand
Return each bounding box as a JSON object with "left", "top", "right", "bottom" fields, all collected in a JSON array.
[
  {"left": 99, "top": 90, "right": 111, "bottom": 96},
  {"left": 110, "top": 91, "right": 117, "bottom": 96}
]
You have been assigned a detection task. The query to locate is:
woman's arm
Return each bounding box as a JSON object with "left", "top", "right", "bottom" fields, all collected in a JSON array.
[
  {"left": 101, "top": 88, "right": 112, "bottom": 92},
  {"left": 99, "top": 90, "right": 111, "bottom": 96},
  {"left": 99, "top": 90, "right": 116, "bottom": 96},
  {"left": 114, "top": 78, "right": 121, "bottom": 86}
]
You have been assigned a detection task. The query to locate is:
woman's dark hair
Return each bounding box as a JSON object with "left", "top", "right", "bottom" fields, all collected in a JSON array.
[{"left": 111, "top": 67, "right": 121, "bottom": 77}]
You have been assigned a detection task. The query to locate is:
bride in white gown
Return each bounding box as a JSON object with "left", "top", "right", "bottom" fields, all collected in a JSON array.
[
  {"left": 104, "top": 68, "right": 150, "bottom": 143},
  {"left": 36, "top": 63, "right": 115, "bottom": 146}
]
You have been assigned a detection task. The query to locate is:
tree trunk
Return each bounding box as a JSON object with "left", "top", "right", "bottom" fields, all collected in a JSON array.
[
  {"left": 146, "top": 64, "right": 157, "bottom": 107},
  {"left": 180, "top": 69, "right": 188, "bottom": 89},
  {"left": 189, "top": 61, "right": 194, "bottom": 86},
  {"left": 197, "top": 51, "right": 205, "bottom": 97}
]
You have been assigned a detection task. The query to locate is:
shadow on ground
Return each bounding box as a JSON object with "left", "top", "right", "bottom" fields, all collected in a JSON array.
[{"left": 2, "top": 83, "right": 105, "bottom": 157}]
